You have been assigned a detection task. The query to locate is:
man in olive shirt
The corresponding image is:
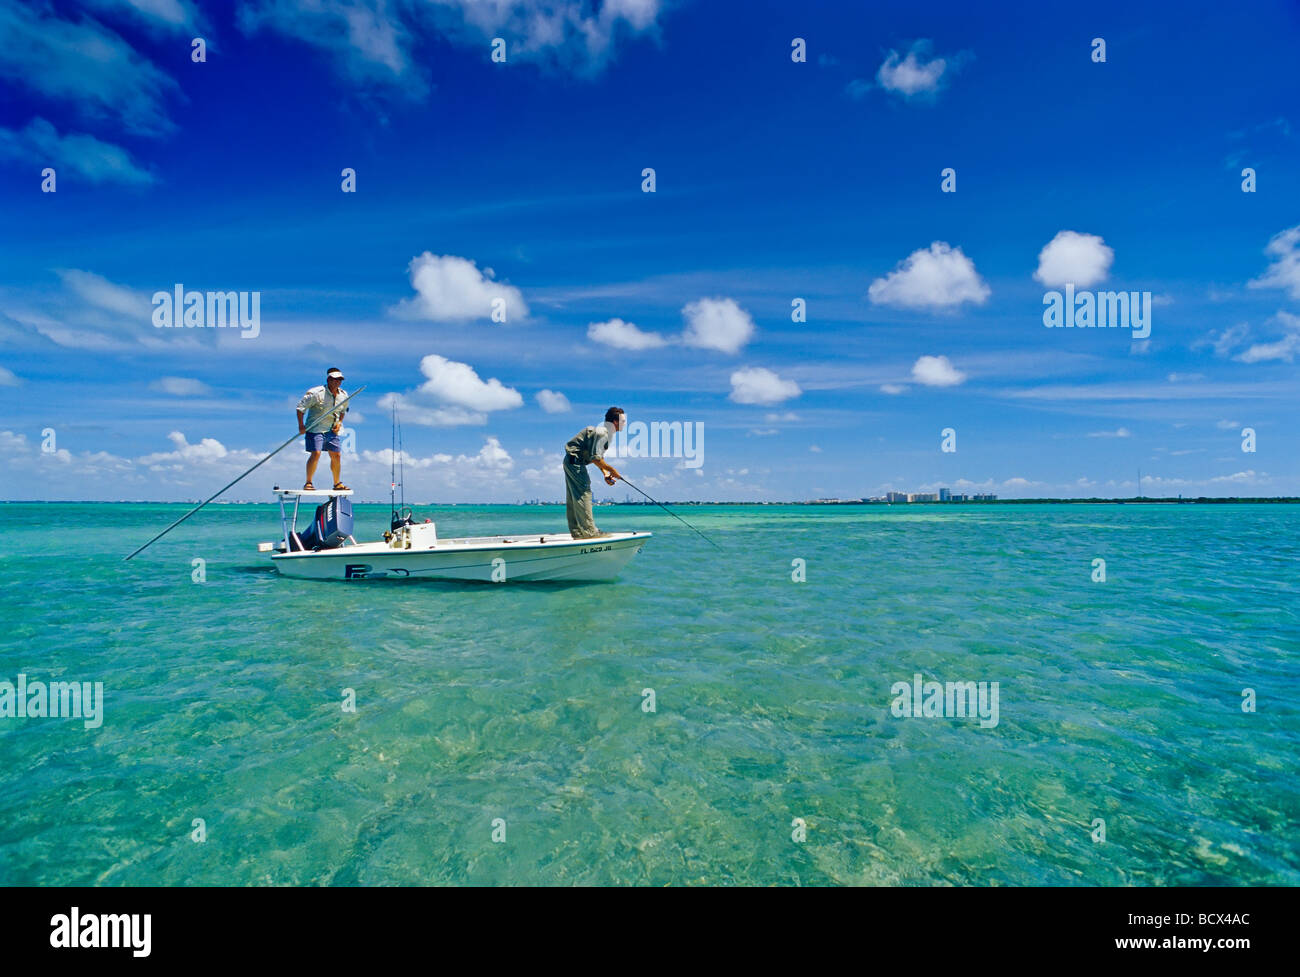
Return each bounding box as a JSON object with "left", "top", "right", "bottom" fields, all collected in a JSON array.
[{"left": 564, "top": 407, "right": 625, "bottom": 538}]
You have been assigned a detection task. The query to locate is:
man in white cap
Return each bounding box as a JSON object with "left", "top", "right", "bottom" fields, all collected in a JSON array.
[{"left": 297, "top": 367, "right": 350, "bottom": 490}]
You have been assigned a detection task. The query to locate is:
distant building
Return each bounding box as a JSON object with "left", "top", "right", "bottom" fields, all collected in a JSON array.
[
  {"left": 886, "top": 491, "right": 909, "bottom": 503},
  {"left": 972, "top": 493, "right": 997, "bottom": 501},
  {"left": 950, "top": 494, "right": 968, "bottom": 502},
  {"left": 939, "top": 488, "right": 951, "bottom": 501},
  {"left": 911, "top": 492, "right": 939, "bottom": 502}
]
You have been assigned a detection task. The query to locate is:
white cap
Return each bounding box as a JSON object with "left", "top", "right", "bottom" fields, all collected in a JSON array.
[{"left": 327, "top": 369, "right": 344, "bottom": 379}]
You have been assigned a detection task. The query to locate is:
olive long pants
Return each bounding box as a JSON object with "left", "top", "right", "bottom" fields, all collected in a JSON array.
[{"left": 564, "top": 458, "right": 601, "bottom": 538}]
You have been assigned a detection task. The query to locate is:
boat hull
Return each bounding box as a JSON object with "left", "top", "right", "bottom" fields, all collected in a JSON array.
[{"left": 269, "top": 531, "right": 651, "bottom": 582}]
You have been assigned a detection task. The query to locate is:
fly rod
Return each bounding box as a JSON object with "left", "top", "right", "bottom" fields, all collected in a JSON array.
[
  {"left": 124, "top": 386, "right": 365, "bottom": 561},
  {"left": 616, "top": 474, "right": 722, "bottom": 550}
]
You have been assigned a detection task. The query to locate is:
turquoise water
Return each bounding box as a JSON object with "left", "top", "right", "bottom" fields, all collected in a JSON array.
[{"left": 0, "top": 502, "right": 1295, "bottom": 886}]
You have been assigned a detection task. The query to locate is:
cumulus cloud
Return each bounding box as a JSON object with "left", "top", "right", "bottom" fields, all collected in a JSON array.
[
  {"left": 875, "top": 40, "right": 962, "bottom": 98},
  {"left": 393, "top": 253, "right": 528, "bottom": 323},
  {"left": 868, "top": 242, "right": 990, "bottom": 310},
  {"left": 587, "top": 317, "right": 667, "bottom": 350},
  {"left": 137, "top": 431, "right": 264, "bottom": 470},
  {"left": 0, "top": 119, "right": 155, "bottom": 186},
  {"left": 459, "top": 435, "right": 513, "bottom": 472},
  {"left": 681, "top": 297, "right": 755, "bottom": 354},
  {"left": 910, "top": 355, "right": 965, "bottom": 387},
  {"left": 0, "top": 365, "right": 19, "bottom": 387},
  {"left": 376, "top": 396, "right": 487, "bottom": 427},
  {"left": 536, "top": 389, "right": 571, "bottom": 413},
  {"left": 729, "top": 366, "right": 801, "bottom": 405},
  {"left": 1034, "top": 231, "right": 1114, "bottom": 288},
  {"left": 150, "top": 376, "right": 212, "bottom": 396},
  {"left": 849, "top": 40, "right": 967, "bottom": 100},
  {"left": 1248, "top": 225, "right": 1300, "bottom": 299},
  {"left": 415, "top": 354, "right": 524, "bottom": 411},
  {"left": 377, "top": 354, "right": 523, "bottom": 427}
]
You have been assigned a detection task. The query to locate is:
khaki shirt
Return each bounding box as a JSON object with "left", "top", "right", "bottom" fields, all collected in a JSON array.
[{"left": 298, "top": 384, "right": 349, "bottom": 433}]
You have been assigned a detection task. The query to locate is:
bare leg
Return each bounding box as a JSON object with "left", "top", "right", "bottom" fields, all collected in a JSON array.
[
  {"left": 329, "top": 451, "right": 342, "bottom": 486},
  {"left": 305, "top": 450, "right": 321, "bottom": 487}
]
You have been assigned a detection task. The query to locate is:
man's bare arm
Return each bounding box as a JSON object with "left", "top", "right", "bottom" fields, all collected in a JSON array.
[{"left": 297, "top": 409, "right": 307, "bottom": 433}]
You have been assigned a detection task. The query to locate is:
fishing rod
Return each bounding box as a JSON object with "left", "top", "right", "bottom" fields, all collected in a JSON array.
[
  {"left": 616, "top": 474, "right": 723, "bottom": 550},
  {"left": 123, "top": 386, "right": 366, "bottom": 561}
]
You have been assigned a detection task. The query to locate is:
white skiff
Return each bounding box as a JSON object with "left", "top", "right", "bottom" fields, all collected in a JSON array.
[{"left": 263, "top": 488, "right": 651, "bottom": 582}]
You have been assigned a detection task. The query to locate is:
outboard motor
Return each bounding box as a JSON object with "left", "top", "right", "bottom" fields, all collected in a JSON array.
[{"left": 300, "top": 497, "right": 353, "bottom": 550}]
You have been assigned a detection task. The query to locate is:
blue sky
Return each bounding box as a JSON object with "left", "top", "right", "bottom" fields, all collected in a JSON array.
[{"left": 1, "top": 0, "right": 1298, "bottom": 502}]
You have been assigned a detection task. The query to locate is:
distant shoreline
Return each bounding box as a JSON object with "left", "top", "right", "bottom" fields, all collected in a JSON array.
[{"left": 4, "top": 497, "right": 1299, "bottom": 506}]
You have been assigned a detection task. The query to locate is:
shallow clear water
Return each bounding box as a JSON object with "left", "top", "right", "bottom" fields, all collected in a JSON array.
[{"left": 0, "top": 502, "right": 1296, "bottom": 885}]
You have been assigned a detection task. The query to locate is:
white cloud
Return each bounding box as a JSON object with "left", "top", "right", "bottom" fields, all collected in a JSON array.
[
  {"left": 150, "top": 376, "right": 212, "bottom": 396},
  {"left": 455, "top": 436, "right": 512, "bottom": 472},
  {"left": 868, "top": 242, "right": 990, "bottom": 309},
  {"left": 910, "top": 355, "right": 966, "bottom": 387},
  {"left": 415, "top": 354, "right": 524, "bottom": 411},
  {"left": 0, "top": 365, "right": 19, "bottom": 387},
  {"left": 85, "top": 0, "right": 203, "bottom": 33},
  {"left": 873, "top": 40, "right": 962, "bottom": 98},
  {"left": 0, "top": 118, "right": 154, "bottom": 186},
  {"left": 1234, "top": 311, "right": 1300, "bottom": 363},
  {"left": 1166, "top": 372, "right": 1204, "bottom": 382},
  {"left": 1198, "top": 322, "right": 1249, "bottom": 357},
  {"left": 394, "top": 253, "right": 528, "bottom": 323},
  {"left": 764, "top": 411, "right": 799, "bottom": 422},
  {"left": 729, "top": 366, "right": 801, "bottom": 405},
  {"left": 376, "top": 395, "right": 487, "bottom": 427},
  {"left": 239, "top": 0, "right": 664, "bottom": 89},
  {"left": 1248, "top": 225, "right": 1300, "bottom": 299},
  {"left": 880, "top": 383, "right": 907, "bottom": 395},
  {"left": 0, "top": 4, "right": 179, "bottom": 135},
  {"left": 1236, "top": 336, "right": 1300, "bottom": 363},
  {"left": 1215, "top": 419, "right": 1240, "bottom": 430},
  {"left": 587, "top": 317, "right": 667, "bottom": 350},
  {"left": 1034, "top": 231, "right": 1114, "bottom": 288},
  {"left": 809, "top": 444, "right": 822, "bottom": 453},
  {"left": 536, "top": 389, "right": 571, "bottom": 413},
  {"left": 1087, "top": 427, "right": 1132, "bottom": 438},
  {"left": 56, "top": 270, "right": 151, "bottom": 318},
  {"left": 375, "top": 355, "right": 523, "bottom": 428},
  {"left": 240, "top": 0, "right": 419, "bottom": 87},
  {"left": 681, "top": 297, "right": 755, "bottom": 354},
  {"left": 138, "top": 431, "right": 262, "bottom": 470}
]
